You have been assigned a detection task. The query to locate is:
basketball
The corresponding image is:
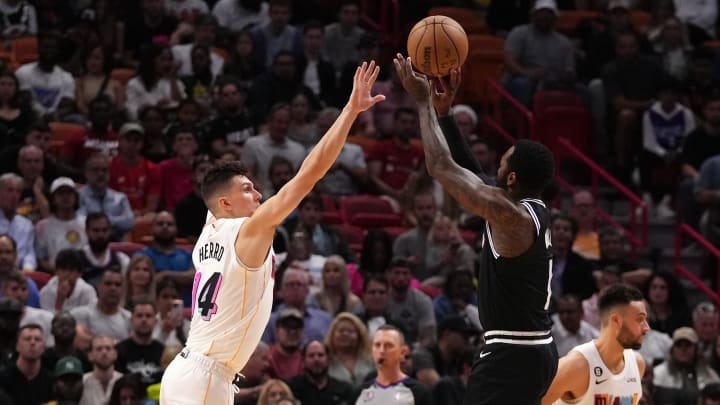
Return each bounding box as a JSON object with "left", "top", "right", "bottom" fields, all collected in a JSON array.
[{"left": 407, "top": 15, "right": 469, "bottom": 77}]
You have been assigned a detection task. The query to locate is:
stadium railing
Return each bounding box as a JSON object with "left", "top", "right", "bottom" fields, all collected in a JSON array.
[{"left": 674, "top": 223, "right": 720, "bottom": 306}]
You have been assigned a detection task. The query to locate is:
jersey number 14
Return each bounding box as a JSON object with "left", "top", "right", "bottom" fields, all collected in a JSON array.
[{"left": 192, "top": 272, "right": 223, "bottom": 321}]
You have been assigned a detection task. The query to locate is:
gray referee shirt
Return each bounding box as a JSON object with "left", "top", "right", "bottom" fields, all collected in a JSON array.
[{"left": 353, "top": 377, "right": 434, "bottom": 405}]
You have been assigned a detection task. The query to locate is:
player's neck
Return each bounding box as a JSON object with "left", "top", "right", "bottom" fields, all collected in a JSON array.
[
  {"left": 376, "top": 369, "right": 407, "bottom": 386},
  {"left": 595, "top": 335, "right": 626, "bottom": 373}
]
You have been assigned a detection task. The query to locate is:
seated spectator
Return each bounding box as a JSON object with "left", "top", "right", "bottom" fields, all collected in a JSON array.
[
  {"left": 241, "top": 103, "right": 308, "bottom": 192},
  {"left": 571, "top": 190, "right": 599, "bottom": 260},
  {"left": 414, "top": 315, "right": 478, "bottom": 388},
  {"left": 123, "top": 254, "right": 156, "bottom": 309},
  {"left": 0, "top": 174, "right": 36, "bottom": 271},
  {"left": 653, "top": 327, "right": 720, "bottom": 404},
  {"left": 700, "top": 383, "right": 720, "bottom": 405},
  {"left": 41, "top": 311, "right": 91, "bottom": 372},
  {"left": 159, "top": 127, "right": 198, "bottom": 211},
  {"left": 122, "top": 0, "right": 180, "bottom": 61},
  {"left": 643, "top": 272, "right": 692, "bottom": 335},
  {"left": 432, "top": 347, "right": 475, "bottom": 405},
  {"left": 79, "top": 213, "right": 130, "bottom": 287},
  {"left": 287, "top": 90, "right": 321, "bottom": 148},
  {"left": 297, "top": 22, "right": 337, "bottom": 109},
  {"left": 432, "top": 270, "right": 481, "bottom": 331},
  {"left": 35, "top": 177, "right": 87, "bottom": 271},
  {"left": 0, "top": 296, "right": 21, "bottom": 371},
  {"left": 367, "top": 108, "right": 424, "bottom": 202},
  {"left": 638, "top": 307, "right": 674, "bottom": 367},
  {"left": 39, "top": 249, "right": 97, "bottom": 313},
  {"left": 15, "top": 145, "right": 49, "bottom": 223},
  {"left": 79, "top": 335, "right": 122, "bottom": 405},
  {"left": 78, "top": 155, "right": 135, "bottom": 242},
  {"left": 323, "top": 0, "right": 365, "bottom": 76},
  {"left": 268, "top": 308, "right": 305, "bottom": 380},
  {"left": 594, "top": 226, "right": 652, "bottom": 287},
  {"left": 211, "top": 0, "right": 269, "bottom": 32},
  {"left": 234, "top": 342, "right": 271, "bottom": 405},
  {"left": 257, "top": 379, "right": 295, "bottom": 405},
  {"left": 265, "top": 155, "right": 296, "bottom": 200},
  {"left": 393, "top": 192, "right": 437, "bottom": 279},
  {"left": 107, "top": 374, "right": 147, "bottom": 405},
  {"left": 0, "top": 234, "right": 40, "bottom": 307},
  {"left": 673, "top": 0, "right": 717, "bottom": 46},
  {"left": 276, "top": 226, "right": 327, "bottom": 292},
  {"left": 0, "top": 0, "right": 37, "bottom": 37},
  {"left": 356, "top": 68, "right": 415, "bottom": 138},
  {"left": 386, "top": 256, "right": 436, "bottom": 347},
  {"left": 582, "top": 264, "right": 622, "bottom": 330},
  {"left": 14, "top": 31, "right": 74, "bottom": 118},
  {"left": 502, "top": 0, "right": 576, "bottom": 107},
  {"left": 165, "top": 0, "right": 209, "bottom": 21},
  {"left": 350, "top": 229, "right": 393, "bottom": 297},
  {"left": 49, "top": 355, "right": 85, "bottom": 404},
  {"left": 263, "top": 269, "right": 332, "bottom": 344},
  {"left": 353, "top": 274, "right": 402, "bottom": 338},
  {"left": 309, "top": 255, "right": 361, "bottom": 316},
  {"left": 139, "top": 106, "right": 171, "bottom": 163},
  {"left": 551, "top": 294, "right": 600, "bottom": 356},
  {"left": 136, "top": 211, "right": 194, "bottom": 305},
  {"left": 175, "top": 155, "right": 212, "bottom": 241},
  {"left": 180, "top": 45, "right": 217, "bottom": 108},
  {"left": 125, "top": 43, "right": 186, "bottom": 120},
  {"left": 0, "top": 324, "right": 52, "bottom": 405},
  {"left": 204, "top": 79, "right": 255, "bottom": 156},
  {"left": 115, "top": 298, "right": 164, "bottom": 385},
  {"left": 152, "top": 278, "right": 189, "bottom": 347},
  {"left": 288, "top": 339, "right": 353, "bottom": 405},
  {"left": 550, "top": 213, "right": 596, "bottom": 301},
  {"left": 693, "top": 302, "right": 720, "bottom": 362},
  {"left": 651, "top": 16, "right": 692, "bottom": 81},
  {"left": 71, "top": 268, "right": 131, "bottom": 342},
  {"left": 75, "top": 44, "right": 125, "bottom": 115},
  {"left": 172, "top": 15, "right": 223, "bottom": 77},
  {"left": 0, "top": 71, "right": 34, "bottom": 147},
  {"left": 222, "top": 30, "right": 263, "bottom": 89},
  {"left": 685, "top": 47, "right": 718, "bottom": 117},
  {"left": 1, "top": 271, "right": 53, "bottom": 345},
  {"left": 109, "top": 122, "right": 162, "bottom": 216},
  {"left": 250, "top": 0, "right": 302, "bottom": 67},
  {"left": 423, "top": 215, "right": 475, "bottom": 286},
  {"left": 326, "top": 312, "right": 373, "bottom": 388},
  {"left": 451, "top": 105, "right": 479, "bottom": 142},
  {"left": 336, "top": 33, "right": 386, "bottom": 107}
]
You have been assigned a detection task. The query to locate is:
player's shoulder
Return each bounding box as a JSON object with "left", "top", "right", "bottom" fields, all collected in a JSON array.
[{"left": 559, "top": 349, "right": 591, "bottom": 375}]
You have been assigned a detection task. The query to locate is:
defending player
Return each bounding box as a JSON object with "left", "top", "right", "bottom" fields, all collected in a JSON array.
[
  {"left": 159, "top": 61, "right": 385, "bottom": 405},
  {"left": 394, "top": 54, "right": 558, "bottom": 404},
  {"left": 542, "top": 284, "right": 648, "bottom": 405}
]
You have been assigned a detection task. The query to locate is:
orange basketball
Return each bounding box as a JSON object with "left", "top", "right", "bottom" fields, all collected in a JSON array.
[{"left": 407, "top": 15, "right": 469, "bottom": 77}]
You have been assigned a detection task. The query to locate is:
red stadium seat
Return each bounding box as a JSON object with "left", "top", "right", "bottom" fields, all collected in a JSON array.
[
  {"left": 556, "top": 11, "right": 598, "bottom": 36},
  {"left": 340, "top": 195, "right": 402, "bottom": 228},
  {"left": 334, "top": 223, "right": 366, "bottom": 254},
  {"left": 384, "top": 226, "right": 412, "bottom": 242},
  {"left": 26, "top": 271, "right": 51, "bottom": 289},
  {"left": 428, "top": 6, "right": 487, "bottom": 35}
]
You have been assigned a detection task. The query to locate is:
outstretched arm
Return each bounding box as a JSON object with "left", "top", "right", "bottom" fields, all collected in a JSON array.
[{"left": 237, "top": 62, "right": 385, "bottom": 268}]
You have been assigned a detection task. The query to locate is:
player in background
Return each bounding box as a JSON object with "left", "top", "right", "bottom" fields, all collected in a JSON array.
[
  {"left": 542, "top": 284, "right": 648, "bottom": 405},
  {"left": 159, "top": 61, "right": 385, "bottom": 405},
  {"left": 394, "top": 54, "right": 558, "bottom": 405}
]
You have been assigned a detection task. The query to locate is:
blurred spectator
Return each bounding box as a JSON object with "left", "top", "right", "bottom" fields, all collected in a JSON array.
[
  {"left": 0, "top": 234, "right": 40, "bottom": 306},
  {"left": 107, "top": 374, "right": 147, "bottom": 405},
  {"left": 603, "top": 31, "right": 664, "bottom": 182},
  {"left": 551, "top": 294, "right": 599, "bottom": 356},
  {"left": 322, "top": 0, "right": 364, "bottom": 76},
  {"left": 173, "top": 15, "right": 224, "bottom": 77},
  {"left": 582, "top": 265, "right": 623, "bottom": 329},
  {"left": 115, "top": 298, "right": 164, "bottom": 385},
  {"left": 78, "top": 154, "right": 135, "bottom": 241},
  {"left": 125, "top": 44, "right": 186, "bottom": 119},
  {"left": 174, "top": 155, "right": 212, "bottom": 241},
  {"left": 0, "top": 324, "right": 52, "bottom": 405},
  {"left": 393, "top": 192, "right": 437, "bottom": 278},
  {"left": 39, "top": 249, "right": 97, "bottom": 313},
  {"left": 70, "top": 268, "right": 131, "bottom": 342},
  {"left": 180, "top": 45, "right": 217, "bottom": 107},
  {"left": 152, "top": 278, "right": 189, "bottom": 346},
  {"left": 212, "top": 0, "right": 269, "bottom": 33},
  {"left": 268, "top": 308, "right": 305, "bottom": 380},
  {"left": 288, "top": 339, "right": 353, "bottom": 405},
  {"left": 109, "top": 122, "right": 162, "bottom": 216},
  {"left": 0, "top": 297, "right": 21, "bottom": 372},
  {"left": 263, "top": 269, "right": 332, "bottom": 344},
  {"left": 287, "top": 90, "right": 320, "bottom": 148},
  {"left": 15, "top": 145, "right": 49, "bottom": 222},
  {"left": 275, "top": 226, "right": 327, "bottom": 291},
  {"left": 0, "top": 71, "right": 34, "bottom": 146},
  {"left": 0, "top": 0, "right": 37, "bottom": 37},
  {"left": 123, "top": 254, "right": 156, "bottom": 309},
  {"left": 165, "top": 0, "right": 209, "bottom": 21},
  {"left": 432, "top": 270, "right": 481, "bottom": 331},
  {"left": 486, "top": 0, "right": 532, "bottom": 36},
  {"left": 694, "top": 152, "right": 720, "bottom": 248},
  {"left": 637, "top": 303, "right": 674, "bottom": 366},
  {"left": 651, "top": 16, "right": 692, "bottom": 81},
  {"left": 325, "top": 312, "right": 373, "bottom": 388},
  {"left": 653, "top": 327, "right": 720, "bottom": 404},
  {"left": 79, "top": 335, "right": 122, "bottom": 405},
  {"left": 367, "top": 107, "right": 423, "bottom": 202},
  {"left": 432, "top": 347, "right": 475, "bottom": 405},
  {"left": 0, "top": 174, "right": 36, "bottom": 271},
  {"left": 241, "top": 103, "right": 307, "bottom": 192},
  {"left": 75, "top": 44, "right": 125, "bottom": 115},
  {"left": 351, "top": 229, "right": 393, "bottom": 297},
  {"left": 353, "top": 274, "right": 401, "bottom": 338},
  {"left": 80, "top": 213, "right": 130, "bottom": 287},
  {"left": 700, "top": 383, "right": 720, "bottom": 405},
  {"left": 316, "top": 108, "right": 369, "bottom": 195},
  {"left": 594, "top": 226, "right": 652, "bottom": 287},
  {"left": 684, "top": 47, "right": 718, "bottom": 116},
  {"left": 1, "top": 271, "right": 52, "bottom": 345},
  {"left": 414, "top": 315, "right": 478, "bottom": 388},
  {"left": 205, "top": 79, "right": 254, "bottom": 156},
  {"left": 139, "top": 106, "right": 171, "bottom": 163},
  {"left": 310, "top": 256, "right": 361, "bottom": 316},
  {"left": 550, "top": 213, "right": 596, "bottom": 301},
  {"left": 50, "top": 355, "right": 85, "bottom": 404},
  {"left": 297, "top": 22, "right": 337, "bottom": 108},
  {"left": 15, "top": 31, "right": 74, "bottom": 119},
  {"left": 451, "top": 105, "right": 479, "bottom": 142},
  {"left": 694, "top": 302, "right": 720, "bottom": 362},
  {"left": 159, "top": 127, "right": 198, "bottom": 211},
  {"left": 357, "top": 69, "right": 416, "bottom": 138},
  {"left": 337, "top": 33, "right": 386, "bottom": 105},
  {"left": 423, "top": 215, "right": 475, "bottom": 287},
  {"left": 386, "top": 256, "right": 436, "bottom": 347},
  {"left": 257, "top": 379, "right": 295, "bottom": 405},
  {"left": 673, "top": 0, "right": 717, "bottom": 46},
  {"left": 222, "top": 30, "right": 263, "bottom": 88},
  {"left": 234, "top": 342, "right": 271, "bottom": 405},
  {"left": 642, "top": 272, "right": 691, "bottom": 335},
  {"left": 264, "top": 155, "right": 295, "bottom": 199},
  {"left": 137, "top": 211, "right": 194, "bottom": 303},
  {"left": 250, "top": 0, "right": 302, "bottom": 67},
  {"left": 503, "top": 0, "right": 576, "bottom": 107},
  {"left": 641, "top": 78, "right": 695, "bottom": 219},
  {"left": 571, "top": 191, "right": 599, "bottom": 260},
  {"left": 35, "top": 177, "right": 87, "bottom": 271},
  {"left": 123, "top": 0, "right": 180, "bottom": 60}
]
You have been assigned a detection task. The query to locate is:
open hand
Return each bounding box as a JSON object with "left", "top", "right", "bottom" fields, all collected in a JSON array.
[
  {"left": 431, "top": 68, "right": 461, "bottom": 117},
  {"left": 347, "top": 60, "right": 386, "bottom": 113},
  {"left": 393, "top": 53, "right": 431, "bottom": 102}
]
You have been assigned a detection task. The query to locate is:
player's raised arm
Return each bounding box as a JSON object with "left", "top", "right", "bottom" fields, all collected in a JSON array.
[
  {"left": 236, "top": 61, "right": 385, "bottom": 267},
  {"left": 541, "top": 351, "right": 590, "bottom": 405}
]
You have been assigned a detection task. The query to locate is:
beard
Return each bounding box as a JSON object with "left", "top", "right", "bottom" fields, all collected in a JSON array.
[
  {"left": 305, "top": 364, "right": 327, "bottom": 379},
  {"left": 496, "top": 171, "right": 508, "bottom": 191},
  {"left": 154, "top": 235, "right": 175, "bottom": 247},
  {"left": 617, "top": 325, "right": 643, "bottom": 350},
  {"left": 89, "top": 238, "right": 109, "bottom": 254}
]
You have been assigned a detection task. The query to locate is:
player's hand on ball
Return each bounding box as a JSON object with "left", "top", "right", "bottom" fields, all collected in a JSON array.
[
  {"left": 431, "top": 68, "right": 461, "bottom": 117},
  {"left": 393, "top": 53, "right": 432, "bottom": 102},
  {"left": 347, "top": 60, "right": 386, "bottom": 113}
]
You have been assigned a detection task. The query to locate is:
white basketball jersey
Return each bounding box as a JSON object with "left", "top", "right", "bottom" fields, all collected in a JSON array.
[
  {"left": 185, "top": 215, "right": 275, "bottom": 373},
  {"left": 556, "top": 341, "right": 642, "bottom": 405}
]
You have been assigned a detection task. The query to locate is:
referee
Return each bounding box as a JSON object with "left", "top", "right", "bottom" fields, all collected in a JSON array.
[{"left": 352, "top": 325, "right": 433, "bottom": 405}]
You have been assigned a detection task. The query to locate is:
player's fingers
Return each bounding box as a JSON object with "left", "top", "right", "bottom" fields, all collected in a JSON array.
[
  {"left": 353, "top": 65, "right": 361, "bottom": 83},
  {"left": 369, "top": 65, "right": 381, "bottom": 84},
  {"left": 371, "top": 94, "right": 386, "bottom": 105},
  {"left": 363, "top": 60, "right": 376, "bottom": 82}
]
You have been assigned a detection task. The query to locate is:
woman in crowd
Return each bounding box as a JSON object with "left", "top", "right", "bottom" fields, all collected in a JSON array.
[
  {"left": 125, "top": 43, "right": 185, "bottom": 119},
  {"left": 75, "top": 44, "right": 124, "bottom": 114},
  {"left": 123, "top": 254, "right": 156, "bottom": 309},
  {"left": 153, "top": 278, "right": 190, "bottom": 346},
  {"left": 257, "top": 379, "right": 295, "bottom": 405},
  {"left": 222, "top": 30, "right": 262, "bottom": 89},
  {"left": 350, "top": 229, "right": 394, "bottom": 297},
  {"left": 326, "top": 312, "right": 374, "bottom": 388},
  {"left": 139, "top": 105, "right": 170, "bottom": 163},
  {"left": 287, "top": 90, "right": 320, "bottom": 148},
  {"left": 0, "top": 71, "right": 34, "bottom": 146},
  {"left": 310, "top": 255, "right": 361, "bottom": 316},
  {"left": 643, "top": 272, "right": 692, "bottom": 335}
]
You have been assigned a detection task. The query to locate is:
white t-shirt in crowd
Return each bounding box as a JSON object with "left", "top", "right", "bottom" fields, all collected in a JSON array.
[{"left": 15, "top": 62, "right": 75, "bottom": 115}]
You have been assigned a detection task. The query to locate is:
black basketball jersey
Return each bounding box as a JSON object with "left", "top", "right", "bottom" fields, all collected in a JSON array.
[{"left": 477, "top": 198, "right": 553, "bottom": 334}]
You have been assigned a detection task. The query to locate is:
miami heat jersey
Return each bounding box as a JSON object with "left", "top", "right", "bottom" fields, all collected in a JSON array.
[
  {"left": 185, "top": 215, "right": 275, "bottom": 373},
  {"left": 556, "top": 341, "right": 642, "bottom": 405}
]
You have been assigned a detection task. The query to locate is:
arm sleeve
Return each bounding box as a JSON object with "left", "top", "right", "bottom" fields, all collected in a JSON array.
[
  {"left": 438, "top": 115, "right": 484, "bottom": 174},
  {"left": 107, "top": 195, "right": 135, "bottom": 234},
  {"left": 642, "top": 111, "right": 667, "bottom": 157}
]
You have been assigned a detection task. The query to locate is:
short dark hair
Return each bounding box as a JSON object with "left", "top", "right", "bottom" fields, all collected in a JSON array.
[
  {"left": 557, "top": 294, "right": 582, "bottom": 309},
  {"left": 26, "top": 119, "right": 51, "bottom": 135},
  {"left": 19, "top": 323, "right": 44, "bottom": 335},
  {"left": 201, "top": 161, "right": 249, "bottom": 206},
  {"left": 303, "top": 20, "right": 324, "bottom": 35},
  {"left": 506, "top": 140, "right": 555, "bottom": 197},
  {"left": 375, "top": 324, "right": 405, "bottom": 344},
  {"left": 86, "top": 212, "right": 110, "bottom": 228},
  {"left": 298, "top": 192, "right": 324, "bottom": 210},
  {"left": 597, "top": 284, "right": 644, "bottom": 318},
  {"left": 387, "top": 256, "right": 411, "bottom": 272},
  {"left": 156, "top": 278, "right": 180, "bottom": 296},
  {"left": 301, "top": 339, "right": 328, "bottom": 357},
  {"left": 54, "top": 249, "right": 84, "bottom": 272},
  {"left": 598, "top": 225, "right": 623, "bottom": 241},
  {"left": 551, "top": 213, "right": 579, "bottom": 241},
  {"left": 3, "top": 271, "right": 27, "bottom": 287},
  {"left": 130, "top": 297, "right": 157, "bottom": 313},
  {"left": 89, "top": 94, "right": 113, "bottom": 111},
  {"left": 363, "top": 273, "right": 388, "bottom": 292}
]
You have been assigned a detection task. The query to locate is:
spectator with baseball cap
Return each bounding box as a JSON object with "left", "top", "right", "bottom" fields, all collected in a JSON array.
[
  {"left": 49, "top": 356, "right": 85, "bottom": 404},
  {"left": 268, "top": 307, "right": 305, "bottom": 380}
]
